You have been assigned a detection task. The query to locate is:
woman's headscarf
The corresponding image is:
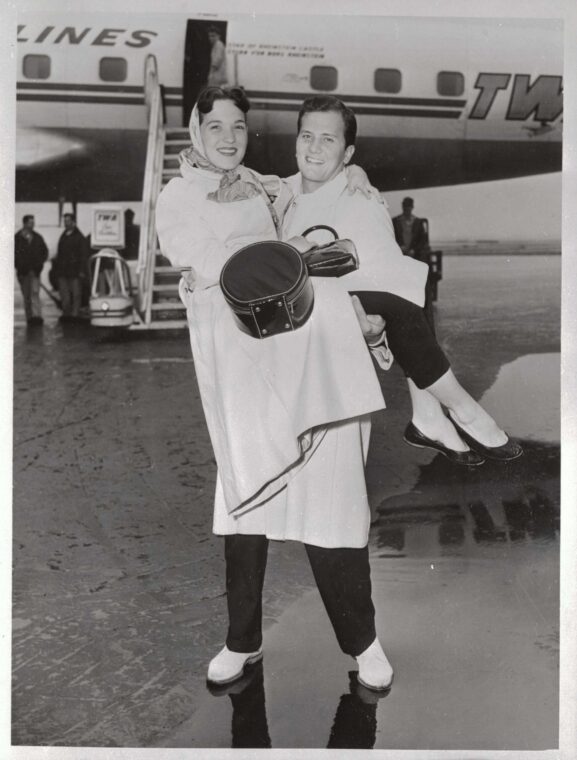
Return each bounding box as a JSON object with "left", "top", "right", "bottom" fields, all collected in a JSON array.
[{"left": 179, "top": 103, "right": 279, "bottom": 213}]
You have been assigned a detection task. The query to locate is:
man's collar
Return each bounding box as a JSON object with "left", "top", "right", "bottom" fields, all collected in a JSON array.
[{"left": 295, "top": 170, "right": 348, "bottom": 203}]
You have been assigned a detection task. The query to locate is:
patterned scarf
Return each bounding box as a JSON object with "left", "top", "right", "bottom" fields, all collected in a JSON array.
[{"left": 179, "top": 104, "right": 282, "bottom": 232}]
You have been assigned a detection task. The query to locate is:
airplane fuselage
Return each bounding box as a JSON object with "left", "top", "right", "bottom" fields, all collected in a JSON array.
[{"left": 15, "top": 13, "right": 563, "bottom": 202}]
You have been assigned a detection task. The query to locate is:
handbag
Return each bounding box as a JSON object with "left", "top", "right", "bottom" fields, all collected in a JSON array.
[
  {"left": 299, "top": 225, "right": 359, "bottom": 277},
  {"left": 220, "top": 240, "right": 314, "bottom": 339}
]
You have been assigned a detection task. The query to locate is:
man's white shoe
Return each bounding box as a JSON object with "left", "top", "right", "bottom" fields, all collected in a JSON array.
[
  {"left": 207, "top": 645, "right": 263, "bottom": 685},
  {"left": 355, "top": 638, "right": 394, "bottom": 691}
]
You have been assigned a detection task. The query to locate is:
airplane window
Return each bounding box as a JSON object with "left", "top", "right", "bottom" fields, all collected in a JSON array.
[
  {"left": 437, "top": 71, "right": 464, "bottom": 97},
  {"left": 374, "top": 69, "right": 402, "bottom": 94},
  {"left": 310, "top": 66, "right": 338, "bottom": 92},
  {"left": 99, "top": 57, "right": 128, "bottom": 83},
  {"left": 23, "top": 54, "right": 51, "bottom": 80}
]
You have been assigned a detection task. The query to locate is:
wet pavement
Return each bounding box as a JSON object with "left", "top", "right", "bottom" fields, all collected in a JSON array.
[{"left": 12, "top": 255, "right": 561, "bottom": 751}]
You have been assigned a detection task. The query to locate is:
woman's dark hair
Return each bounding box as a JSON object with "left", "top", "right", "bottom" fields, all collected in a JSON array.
[
  {"left": 297, "top": 95, "right": 357, "bottom": 148},
  {"left": 197, "top": 86, "right": 250, "bottom": 124}
]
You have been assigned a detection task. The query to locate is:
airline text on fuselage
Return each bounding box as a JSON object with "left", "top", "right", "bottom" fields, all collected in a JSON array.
[
  {"left": 16, "top": 28, "right": 563, "bottom": 122},
  {"left": 470, "top": 73, "right": 562, "bottom": 122},
  {"left": 17, "top": 26, "right": 157, "bottom": 47}
]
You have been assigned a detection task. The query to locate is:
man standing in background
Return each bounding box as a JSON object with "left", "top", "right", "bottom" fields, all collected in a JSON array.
[
  {"left": 14, "top": 214, "right": 48, "bottom": 326},
  {"left": 53, "top": 213, "right": 89, "bottom": 321},
  {"left": 122, "top": 209, "right": 140, "bottom": 260},
  {"left": 207, "top": 26, "right": 228, "bottom": 86},
  {"left": 392, "top": 196, "right": 436, "bottom": 327},
  {"left": 392, "top": 197, "right": 428, "bottom": 261}
]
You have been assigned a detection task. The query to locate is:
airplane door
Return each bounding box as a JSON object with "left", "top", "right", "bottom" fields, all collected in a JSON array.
[{"left": 182, "top": 20, "right": 228, "bottom": 126}]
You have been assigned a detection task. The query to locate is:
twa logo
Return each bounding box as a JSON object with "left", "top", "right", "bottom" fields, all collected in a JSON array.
[{"left": 470, "top": 73, "right": 563, "bottom": 122}]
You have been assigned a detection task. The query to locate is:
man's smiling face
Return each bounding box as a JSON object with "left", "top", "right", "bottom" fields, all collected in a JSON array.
[{"left": 296, "top": 110, "right": 355, "bottom": 193}]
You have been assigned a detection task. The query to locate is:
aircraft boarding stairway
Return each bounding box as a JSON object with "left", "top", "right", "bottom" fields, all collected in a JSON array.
[
  {"left": 143, "top": 127, "right": 190, "bottom": 330},
  {"left": 129, "top": 57, "right": 190, "bottom": 331}
]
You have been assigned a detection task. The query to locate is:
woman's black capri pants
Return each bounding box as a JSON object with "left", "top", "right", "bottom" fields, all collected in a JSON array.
[{"left": 351, "top": 290, "right": 450, "bottom": 389}]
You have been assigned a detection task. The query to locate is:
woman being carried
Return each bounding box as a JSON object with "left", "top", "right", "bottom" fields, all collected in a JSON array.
[{"left": 281, "top": 94, "right": 522, "bottom": 465}]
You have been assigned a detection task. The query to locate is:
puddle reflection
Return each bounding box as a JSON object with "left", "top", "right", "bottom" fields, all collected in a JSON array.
[
  {"left": 373, "top": 439, "right": 559, "bottom": 557},
  {"left": 207, "top": 661, "right": 389, "bottom": 749},
  {"left": 208, "top": 662, "right": 271, "bottom": 748}
]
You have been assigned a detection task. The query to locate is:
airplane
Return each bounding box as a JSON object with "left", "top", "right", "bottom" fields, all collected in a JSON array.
[{"left": 15, "top": 12, "right": 563, "bottom": 204}]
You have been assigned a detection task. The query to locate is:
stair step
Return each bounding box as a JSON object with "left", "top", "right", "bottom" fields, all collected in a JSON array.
[
  {"left": 130, "top": 319, "right": 188, "bottom": 331},
  {"left": 153, "top": 283, "right": 180, "bottom": 292},
  {"left": 165, "top": 130, "right": 189, "bottom": 139},
  {"left": 154, "top": 297, "right": 181, "bottom": 305},
  {"left": 154, "top": 275, "right": 182, "bottom": 285},
  {"left": 151, "top": 301, "right": 186, "bottom": 311}
]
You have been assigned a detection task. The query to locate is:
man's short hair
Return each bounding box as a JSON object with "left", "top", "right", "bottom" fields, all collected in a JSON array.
[
  {"left": 402, "top": 197, "right": 414, "bottom": 207},
  {"left": 297, "top": 95, "right": 357, "bottom": 148},
  {"left": 63, "top": 213, "right": 76, "bottom": 222},
  {"left": 22, "top": 214, "right": 34, "bottom": 224}
]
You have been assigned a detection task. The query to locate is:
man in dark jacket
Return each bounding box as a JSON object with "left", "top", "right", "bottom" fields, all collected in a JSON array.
[
  {"left": 122, "top": 209, "right": 140, "bottom": 260},
  {"left": 392, "top": 197, "right": 428, "bottom": 260},
  {"left": 14, "top": 214, "right": 48, "bottom": 325},
  {"left": 392, "top": 197, "right": 436, "bottom": 328},
  {"left": 54, "top": 213, "right": 89, "bottom": 320}
]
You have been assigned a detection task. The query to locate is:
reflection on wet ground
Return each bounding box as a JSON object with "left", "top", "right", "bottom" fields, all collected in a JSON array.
[
  {"left": 203, "top": 662, "right": 387, "bottom": 750},
  {"left": 161, "top": 436, "right": 559, "bottom": 750},
  {"left": 374, "top": 438, "right": 559, "bottom": 557}
]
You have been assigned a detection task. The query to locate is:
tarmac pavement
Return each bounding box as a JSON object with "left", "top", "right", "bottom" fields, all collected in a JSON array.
[{"left": 11, "top": 254, "right": 561, "bottom": 751}]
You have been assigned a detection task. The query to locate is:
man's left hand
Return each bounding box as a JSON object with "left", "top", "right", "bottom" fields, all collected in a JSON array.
[
  {"left": 351, "top": 295, "right": 386, "bottom": 344},
  {"left": 345, "top": 165, "right": 382, "bottom": 201}
]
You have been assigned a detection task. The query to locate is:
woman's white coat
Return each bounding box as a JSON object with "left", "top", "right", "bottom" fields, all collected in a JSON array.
[{"left": 156, "top": 162, "right": 386, "bottom": 548}]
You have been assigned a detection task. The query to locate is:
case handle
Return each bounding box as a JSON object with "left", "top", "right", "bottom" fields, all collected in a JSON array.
[{"left": 301, "top": 225, "right": 338, "bottom": 241}]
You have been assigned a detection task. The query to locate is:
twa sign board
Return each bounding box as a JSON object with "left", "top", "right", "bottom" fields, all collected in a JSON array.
[{"left": 91, "top": 205, "right": 125, "bottom": 249}]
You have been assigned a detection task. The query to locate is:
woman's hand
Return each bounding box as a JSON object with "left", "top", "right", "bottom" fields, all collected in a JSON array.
[
  {"left": 286, "top": 235, "right": 317, "bottom": 253},
  {"left": 345, "top": 165, "right": 381, "bottom": 200},
  {"left": 179, "top": 268, "right": 196, "bottom": 289},
  {"left": 351, "top": 295, "right": 386, "bottom": 344}
]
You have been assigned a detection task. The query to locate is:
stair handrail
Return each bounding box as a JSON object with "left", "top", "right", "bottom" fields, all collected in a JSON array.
[{"left": 136, "top": 54, "right": 165, "bottom": 322}]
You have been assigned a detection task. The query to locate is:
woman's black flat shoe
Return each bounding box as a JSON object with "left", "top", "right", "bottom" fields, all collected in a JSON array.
[
  {"left": 448, "top": 415, "right": 523, "bottom": 462},
  {"left": 403, "top": 422, "right": 485, "bottom": 466}
]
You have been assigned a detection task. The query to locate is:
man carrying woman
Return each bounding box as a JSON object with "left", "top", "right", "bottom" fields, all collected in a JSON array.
[
  {"left": 155, "top": 85, "right": 521, "bottom": 695},
  {"left": 156, "top": 86, "right": 397, "bottom": 693}
]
